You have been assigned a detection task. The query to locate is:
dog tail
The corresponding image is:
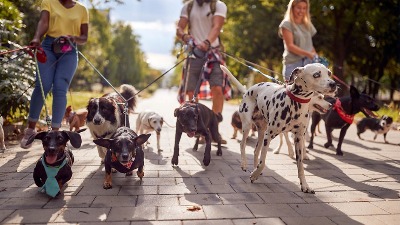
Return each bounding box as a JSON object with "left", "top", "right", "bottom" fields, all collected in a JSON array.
[
  {"left": 220, "top": 65, "right": 247, "bottom": 94},
  {"left": 120, "top": 84, "right": 137, "bottom": 112}
]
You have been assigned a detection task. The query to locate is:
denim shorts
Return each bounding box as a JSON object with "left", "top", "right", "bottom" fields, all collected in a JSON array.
[{"left": 283, "top": 58, "right": 312, "bottom": 81}]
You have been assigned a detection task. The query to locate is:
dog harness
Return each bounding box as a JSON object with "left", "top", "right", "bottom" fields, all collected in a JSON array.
[
  {"left": 333, "top": 98, "right": 354, "bottom": 124},
  {"left": 105, "top": 150, "right": 143, "bottom": 174},
  {"left": 40, "top": 156, "right": 67, "bottom": 197}
]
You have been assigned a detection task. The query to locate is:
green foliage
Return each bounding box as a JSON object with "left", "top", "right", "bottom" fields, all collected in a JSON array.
[{"left": 0, "top": 0, "right": 36, "bottom": 122}]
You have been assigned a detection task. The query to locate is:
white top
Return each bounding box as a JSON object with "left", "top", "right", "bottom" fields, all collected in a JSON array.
[{"left": 180, "top": 0, "right": 227, "bottom": 47}]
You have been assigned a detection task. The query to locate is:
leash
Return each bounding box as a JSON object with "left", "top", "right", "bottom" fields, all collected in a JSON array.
[
  {"left": 66, "top": 38, "right": 187, "bottom": 127},
  {"left": 33, "top": 48, "right": 52, "bottom": 131},
  {"left": 219, "top": 50, "right": 284, "bottom": 85}
]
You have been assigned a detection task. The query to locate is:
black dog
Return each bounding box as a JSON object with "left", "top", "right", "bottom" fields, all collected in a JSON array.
[
  {"left": 357, "top": 115, "right": 393, "bottom": 143},
  {"left": 172, "top": 102, "right": 222, "bottom": 166},
  {"left": 308, "top": 85, "right": 380, "bottom": 155},
  {"left": 27, "top": 130, "right": 83, "bottom": 197},
  {"left": 93, "top": 127, "right": 150, "bottom": 189}
]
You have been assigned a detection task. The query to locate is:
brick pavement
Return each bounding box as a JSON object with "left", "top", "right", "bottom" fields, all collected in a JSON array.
[{"left": 0, "top": 89, "right": 399, "bottom": 224}]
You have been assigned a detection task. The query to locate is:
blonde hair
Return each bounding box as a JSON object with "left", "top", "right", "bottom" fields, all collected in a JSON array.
[{"left": 283, "top": 0, "right": 312, "bottom": 30}]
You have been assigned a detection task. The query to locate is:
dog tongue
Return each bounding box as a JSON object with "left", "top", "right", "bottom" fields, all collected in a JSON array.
[{"left": 46, "top": 155, "right": 58, "bottom": 164}]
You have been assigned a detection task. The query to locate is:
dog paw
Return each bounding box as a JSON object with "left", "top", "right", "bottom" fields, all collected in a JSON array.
[
  {"left": 103, "top": 182, "right": 112, "bottom": 189},
  {"left": 272, "top": 149, "right": 280, "bottom": 154},
  {"left": 336, "top": 151, "right": 344, "bottom": 156},
  {"left": 307, "top": 144, "right": 313, "bottom": 149},
  {"left": 324, "top": 143, "right": 333, "bottom": 148},
  {"left": 137, "top": 171, "right": 144, "bottom": 179},
  {"left": 303, "top": 154, "right": 310, "bottom": 160},
  {"left": 203, "top": 158, "right": 210, "bottom": 166},
  {"left": 171, "top": 157, "right": 179, "bottom": 166},
  {"left": 126, "top": 171, "right": 133, "bottom": 176},
  {"left": 216, "top": 150, "right": 222, "bottom": 156},
  {"left": 301, "top": 185, "right": 315, "bottom": 194},
  {"left": 111, "top": 168, "right": 117, "bottom": 173}
]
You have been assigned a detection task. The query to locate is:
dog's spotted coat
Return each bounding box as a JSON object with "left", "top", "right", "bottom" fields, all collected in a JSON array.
[{"left": 238, "top": 63, "right": 336, "bottom": 193}]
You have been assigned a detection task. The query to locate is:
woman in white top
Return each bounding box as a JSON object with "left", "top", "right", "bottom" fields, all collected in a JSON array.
[{"left": 279, "top": 0, "right": 317, "bottom": 81}]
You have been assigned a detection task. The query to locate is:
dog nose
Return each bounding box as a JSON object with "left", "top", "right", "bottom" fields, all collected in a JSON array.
[
  {"left": 329, "top": 82, "right": 336, "bottom": 90},
  {"left": 157, "top": 128, "right": 161, "bottom": 132},
  {"left": 122, "top": 153, "right": 129, "bottom": 160},
  {"left": 94, "top": 118, "right": 101, "bottom": 124}
]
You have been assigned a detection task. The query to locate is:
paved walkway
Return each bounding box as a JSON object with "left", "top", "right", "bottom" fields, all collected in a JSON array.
[{"left": 0, "top": 89, "right": 399, "bottom": 224}]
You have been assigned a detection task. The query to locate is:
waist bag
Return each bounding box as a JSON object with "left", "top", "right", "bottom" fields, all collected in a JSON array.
[{"left": 52, "top": 36, "right": 73, "bottom": 54}]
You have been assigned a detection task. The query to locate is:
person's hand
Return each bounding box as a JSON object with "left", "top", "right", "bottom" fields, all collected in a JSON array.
[
  {"left": 197, "top": 39, "right": 211, "bottom": 51},
  {"left": 182, "top": 34, "right": 192, "bottom": 44},
  {"left": 29, "top": 38, "right": 41, "bottom": 48}
]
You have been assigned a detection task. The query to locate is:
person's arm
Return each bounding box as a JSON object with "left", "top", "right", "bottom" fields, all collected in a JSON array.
[
  {"left": 282, "top": 27, "right": 316, "bottom": 59},
  {"left": 176, "top": 17, "right": 191, "bottom": 43},
  {"left": 30, "top": 10, "right": 50, "bottom": 47},
  {"left": 197, "top": 15, "right": 225, "bottom": 51},
  {"left": 69, "top": 23, "right": 88, "bottom": 45}
]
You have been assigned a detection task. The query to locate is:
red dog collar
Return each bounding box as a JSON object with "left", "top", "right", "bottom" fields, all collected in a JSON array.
[
  {"left": 286, "top": 89, "right": 311, "bottom": 103},
  {"left": 333, "top": 98, "right": 354, "bottom": 124}
]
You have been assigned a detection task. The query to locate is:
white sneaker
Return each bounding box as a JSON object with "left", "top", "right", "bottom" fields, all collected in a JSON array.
[{"left": 20, "top": 128, "right": 37, "bottom": 149}]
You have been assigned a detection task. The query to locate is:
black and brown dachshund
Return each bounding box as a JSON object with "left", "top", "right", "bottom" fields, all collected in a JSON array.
[
  {"left": 27, "top": 130, "right": 83, "bottom": 197},
  {"left": 93, "top": 127, "right": 150, "bottom": 189}
]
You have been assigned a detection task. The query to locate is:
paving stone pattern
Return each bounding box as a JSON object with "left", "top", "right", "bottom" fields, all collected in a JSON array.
[{"left": 0, "top": 89, "right": 399, "bottom": 224}]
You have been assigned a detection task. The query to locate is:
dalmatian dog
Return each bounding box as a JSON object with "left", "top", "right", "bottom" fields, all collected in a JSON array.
[
  {"left": 221, "top": 64, "right": 337, "bottom": 193},
  {"left": 272, "top": 93, "right": 332, "bottom": 160}
]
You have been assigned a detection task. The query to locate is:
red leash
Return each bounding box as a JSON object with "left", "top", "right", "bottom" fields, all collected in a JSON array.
[
  {"left": 0, "top": 45, "right": 47, "bottom": 63},
  {"left": 332, "top": 74, "right": 350, "bottom": 89}
]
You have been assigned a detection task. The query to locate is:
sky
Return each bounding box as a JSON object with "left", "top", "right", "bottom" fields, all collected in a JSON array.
[{"left": 82, "top": 0, "right": 183, "bottom": 71}]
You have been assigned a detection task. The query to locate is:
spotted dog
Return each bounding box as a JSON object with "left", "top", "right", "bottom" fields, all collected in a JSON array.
[
  {"left": 221, "top": 64, "right": 336, "bottom": 193},
  {"left": 273, "top": 93, "right": 332, "bottom": 159}
]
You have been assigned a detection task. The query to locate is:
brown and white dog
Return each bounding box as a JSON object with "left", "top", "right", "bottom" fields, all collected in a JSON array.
[
  {"left": 86, "top": 84, "right": 137, "bottom": 163},
  {"left": 64, "top": 105, "right": 88, "bottom": 132}
]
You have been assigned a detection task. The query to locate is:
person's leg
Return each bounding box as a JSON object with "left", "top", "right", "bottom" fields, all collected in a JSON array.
[
  {"left": 21, "top": 37, "right": 56, "bottom": 148},
  {"left": 208, "top": 62, "right": 226, "bottom": 144},
  {"left": 186, "top": 58, "right": 203, "bottom": 102},
  {"left": 51, "top": 50, "right": 78, "bottom": 129}
]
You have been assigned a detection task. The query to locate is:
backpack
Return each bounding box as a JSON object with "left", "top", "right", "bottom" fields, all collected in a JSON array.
[{"left": 187, "top": 0, "right": 217, "bottom": 18}]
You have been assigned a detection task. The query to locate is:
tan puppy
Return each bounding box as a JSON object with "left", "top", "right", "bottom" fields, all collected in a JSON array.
[{"left": 64, "top": 106, "right": 88, "bottom": 132}]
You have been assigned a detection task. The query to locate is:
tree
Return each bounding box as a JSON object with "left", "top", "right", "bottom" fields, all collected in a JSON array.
[{"left": 108, "top": 22, "right": 150, "bottom": 88}]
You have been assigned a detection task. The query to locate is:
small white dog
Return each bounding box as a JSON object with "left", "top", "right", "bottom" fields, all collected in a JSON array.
[
  {"left": 0, "top": 116, "right": 6, "bottom": 151},
  {"left": 136, "top": 110, "right": 172, "bottom": 151}
]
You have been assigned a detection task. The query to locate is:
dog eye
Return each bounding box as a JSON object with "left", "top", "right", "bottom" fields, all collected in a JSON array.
[{"left": 313, "top": 72, "right": 321, "bottom": 78}]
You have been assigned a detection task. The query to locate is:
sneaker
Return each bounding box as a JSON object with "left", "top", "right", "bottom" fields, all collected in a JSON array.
[{"left": 20, "top": 128, "right": 37, "bottom": 149}]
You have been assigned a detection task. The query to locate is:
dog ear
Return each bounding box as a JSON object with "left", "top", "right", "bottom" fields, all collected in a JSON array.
[
  {"left": 93, "top": 138, "right": 112, "bottom": 149},
  {"left": 161, "top": 117, "right": 164, "bottom": 126},
  {"left": 349, "top": 85, "right": 360, "bottom": 98},
  {"left": 135, "top": 134, "right": 151, "bottom": 146},
  {"left": 62, "top": 131, "right": 82, "bottom": 148},
  {"left": 287, "top": 67, "right": 303, "bottom": 84},
  {"left": 25, "top": 131, "right": 47, "bottom": 146}
]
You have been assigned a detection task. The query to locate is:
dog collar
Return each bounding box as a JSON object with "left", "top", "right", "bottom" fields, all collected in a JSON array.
[
  {"left": 333, "top": 98, "right": 354, "bottom": 124},
  {"left": 286, "top": 89, "right": 311, "bottom": 103}
]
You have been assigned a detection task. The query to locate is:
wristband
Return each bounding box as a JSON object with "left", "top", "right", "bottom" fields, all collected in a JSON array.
[{"left": 204, "top": 39, "right": 211, "bottom": 49}]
